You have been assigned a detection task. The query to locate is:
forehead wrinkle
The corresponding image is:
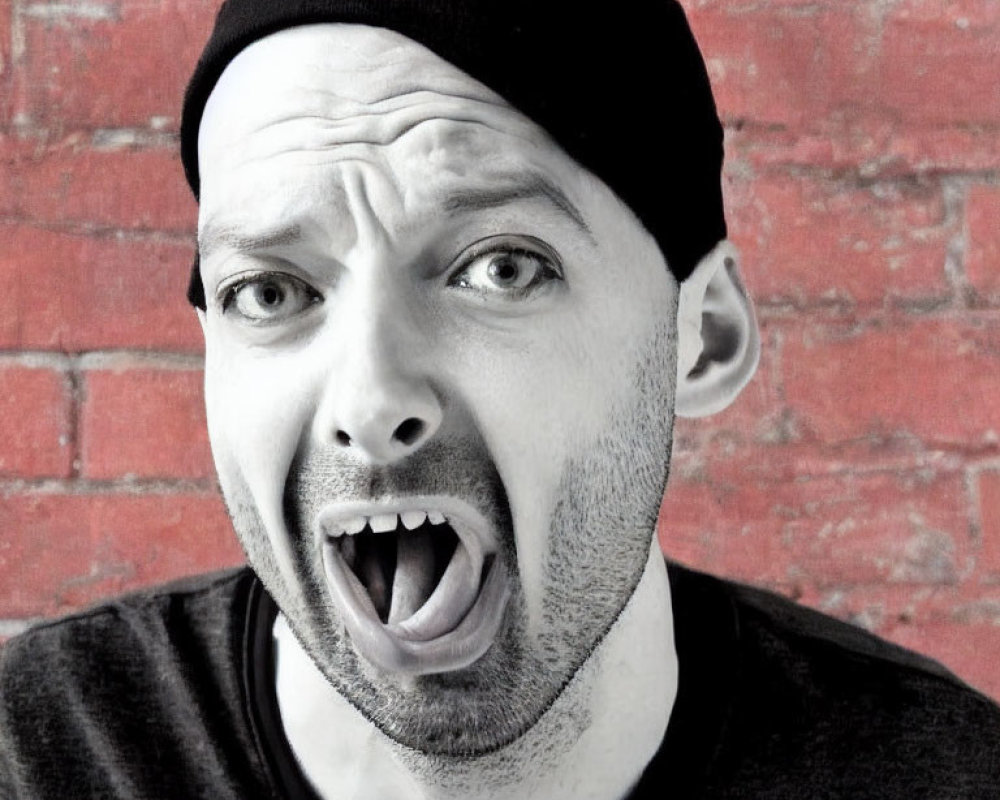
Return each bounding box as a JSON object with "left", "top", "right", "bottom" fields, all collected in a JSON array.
[
  {"left": 248, "top": 86, "right": 504, "bottom": 124},
  {"left": 217, "top": 74, "right": 524, "bottom": 162},
  {"left": 241, "top": 106, "right": 521, "bottom": 159},
  {"left": 339, "top": 163, "right": 400, "bottom": 255},
  {"left": 319, "top": 86, "right": 508, "bottom": 116}
]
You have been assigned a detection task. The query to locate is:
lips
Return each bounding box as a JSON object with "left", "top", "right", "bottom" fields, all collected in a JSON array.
[{"left": 317, "top": 496, "right": 511, "bottom": 675}]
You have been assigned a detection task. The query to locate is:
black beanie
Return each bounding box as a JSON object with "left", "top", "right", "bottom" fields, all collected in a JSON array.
[{"left": 180, "top": 0, "right": 726, "bottom": 307}]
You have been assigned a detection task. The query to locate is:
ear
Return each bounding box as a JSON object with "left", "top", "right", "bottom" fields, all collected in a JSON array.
[{"left": 675, "top": 240, "right": 760, "bottom": 418}]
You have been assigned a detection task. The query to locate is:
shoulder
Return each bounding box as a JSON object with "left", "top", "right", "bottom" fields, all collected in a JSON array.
[
  {"left": 1, "top": 567, "right": 253, "bottom": 675},
  {"left": 667, "top": 559, "right": 986, "bottom": 694},
  {"left": 666, "top": 561, "right": 1000, "bottom": 797},
  {"left": 0, "top": 566, "right": 255, "bottom": 711},
  {"left": 0, "top": 568, "right": 261, "bottom": 798}
]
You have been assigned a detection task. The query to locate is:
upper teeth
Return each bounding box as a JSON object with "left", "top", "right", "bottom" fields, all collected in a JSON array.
[
  {"left": 401, "top": 511, "right": 426, "bottom": 529},
  {"left": 327, "top": 510, "right": 449, "bottom": 537}
]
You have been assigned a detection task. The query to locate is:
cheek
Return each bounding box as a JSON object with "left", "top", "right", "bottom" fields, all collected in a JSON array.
[
  {"left": 204, "top": 331, "right": 322, "bottom": 588},
  {"left": 440, "top": 305, "right": 660, "bottom": 611},
  {"left": 463, "top": 307, "right": 655, "bottom": 452},
  {"left": 205, "top": 345, "right": 310, "bottom": 469},
  {"left": 441, "top": 316, "right": 613, "bottom": 478}
]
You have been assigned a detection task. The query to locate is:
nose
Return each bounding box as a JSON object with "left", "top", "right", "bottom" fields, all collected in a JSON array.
[
  {"left": 314, "top": 287, "right": 443, "bottom": 464},
  {"left": 332, "top": 381, "right": 442, "bottom": 464}
]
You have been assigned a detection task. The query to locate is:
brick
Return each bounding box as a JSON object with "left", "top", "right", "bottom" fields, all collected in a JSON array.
[
  {"left": 879, "top": 0, "right": 1000, "bottom": 127},
  {"left": 13, "top": 0, "right": 217, "bottom": 132},
  {"left": 665, "top": 316, "right": 948, "bottom": 487},
  {"left": 966, "top": 184, "right": 1000, "bottom": 302},
  {"left": 978, "top": 469, "right": 1000, "bottom": 579},
  {"left": 727, "top": 175, "right": 953, "bottom": 309},
  {"left": 659, "top": 468, "right": 971, "bottom": 590},
  {"left": 794, "top": 582, "right": 925, "bottom": 632},
  {"left": 792, "top": 581, "right": 1000, "bottom": 702},
  {"left": 689, "top": 2, "right": 1000, "bottom": 132},
  {"left": 0, "top": 366, "right": 73, "bottom": 478},
  {"left": 0, "top": 224, "right": 202, "bottom": 351},
  {"left": 672, "top": 434, "right": 968, "bottom": 501},
  {"left": 685, "top": 5, "right": 872, "bottom": 130},
  {"left": 6, "top": 137, "right": 196, "bottom": 232},
  {"left": 877, "top": 129, "right": 1000, "bottom": 175},
  {"left": 797, "top": 581, "right": 1000, "bottom": 629},
  {"left": 726, "top": 126, "right": 1000, "bottom": 177},
  {"left": 782, "top": 318, "right": 1000, "bottom": 447},
  {"left": 887, "top": 621, "right": 1000, "bottom": 702},
  {"left": 81, "top": 368, "right": 213, "bottom": 480},
  {"left": 804, "top": 584, "right": 1000, "bottom": 686},
  {"left": 0, "top": 492, "right": 243, "bottom": 617}
]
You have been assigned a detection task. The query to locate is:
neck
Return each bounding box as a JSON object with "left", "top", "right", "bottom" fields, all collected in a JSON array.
[{"left": 274, "top": 544, "right": 677, "bottom": 800}]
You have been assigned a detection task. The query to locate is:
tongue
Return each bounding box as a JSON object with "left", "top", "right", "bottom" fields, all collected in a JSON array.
[
  {"left": 389, "top": 538, "right": 481, "bottom": 642},
  {"left": 387, "top": 529, "right": 436, "bottom": 624}
]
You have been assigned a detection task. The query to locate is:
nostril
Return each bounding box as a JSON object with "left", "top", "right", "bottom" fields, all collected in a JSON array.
[
  {"left": 335, "top": 430, "right": 352, "bottom": 447},
  {"left": 393, "top": 417, "right": 425, "bottom": 447}
]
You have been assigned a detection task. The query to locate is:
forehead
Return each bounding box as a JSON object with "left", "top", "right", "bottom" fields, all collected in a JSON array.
[
  {"left": 203, "top": 22, "right": 507, "bottom": 119},
  {"left": 197, "top": 24, "right": 578, "bottom": 204},
  {"left": 195, "top": 23, "right": 666, "bottom": 288}
]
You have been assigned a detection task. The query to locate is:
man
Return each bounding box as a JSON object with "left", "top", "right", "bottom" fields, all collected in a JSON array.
[{"left": 1, "top": 2, "right": 998, "bottom": 798}]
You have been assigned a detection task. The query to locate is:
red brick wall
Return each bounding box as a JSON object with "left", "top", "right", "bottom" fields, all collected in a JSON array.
[
  {"left": 1, "top": 1, "right": 998, "bottom": 702},
  {"left": 663, "top": 0, "right": 1000, "bottom": 700}
]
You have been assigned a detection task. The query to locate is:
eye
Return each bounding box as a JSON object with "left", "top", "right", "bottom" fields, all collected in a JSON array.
[
  {"left": 448, "top": 236, "right": 563, "bottom": 299},
  {"left": 219, "top": 272, "right": 321, "bottom": 323}
]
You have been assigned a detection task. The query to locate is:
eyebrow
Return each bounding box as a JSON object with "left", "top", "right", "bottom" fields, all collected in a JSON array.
[
  {"left": 442, "top": 173, "right": 594, "bottom": 241},
  {"left": 198, "top": 221, "right": 303, "bottom": 256}
]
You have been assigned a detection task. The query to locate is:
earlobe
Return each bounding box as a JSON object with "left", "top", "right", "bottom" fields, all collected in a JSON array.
[{"left": 675, "top": 241, "right": 760, "bottom": 418}]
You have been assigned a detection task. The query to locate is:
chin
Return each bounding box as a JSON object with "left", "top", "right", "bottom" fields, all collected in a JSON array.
[{"left": 331, "top": 604, "right": 545, "bottom": 757}]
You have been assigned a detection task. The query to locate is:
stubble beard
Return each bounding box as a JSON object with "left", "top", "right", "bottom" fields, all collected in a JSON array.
[{"left": 221, "top": 319, "right": 677, "bottom": 758}]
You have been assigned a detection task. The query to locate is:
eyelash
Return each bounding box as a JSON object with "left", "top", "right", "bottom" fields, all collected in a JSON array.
[
  {"left": 217, "top": 271, "right": 321, "bottom": 317},
  {"left": 446, "top": 236, "right": 564, "bottom": 296}
]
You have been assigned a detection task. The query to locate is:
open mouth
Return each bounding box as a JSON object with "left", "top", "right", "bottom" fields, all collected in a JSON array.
[{"left": 318, "top": 497, "right": 511, "bottom": 675}]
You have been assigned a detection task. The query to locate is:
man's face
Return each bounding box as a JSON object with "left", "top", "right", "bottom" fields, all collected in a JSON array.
[{"left": 197, "top": 24, "right": 679, "bottom": 756}]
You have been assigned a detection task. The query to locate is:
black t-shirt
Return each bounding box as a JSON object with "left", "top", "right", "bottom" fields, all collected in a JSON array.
[{"left": 1, "top": 564, "right": 998, "bottom": 799}]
